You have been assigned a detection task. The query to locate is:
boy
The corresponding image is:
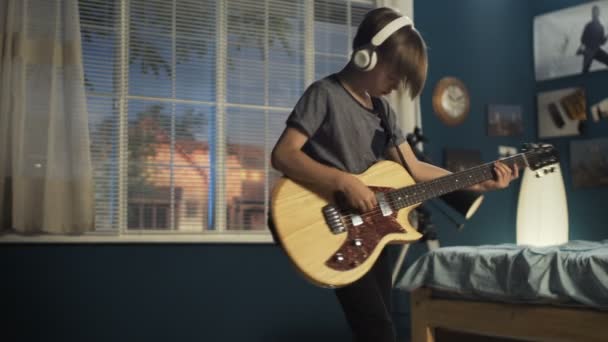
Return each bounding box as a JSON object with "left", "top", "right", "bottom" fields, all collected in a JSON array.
[{"left": 271, "top": 7, "right": 518, "bottom": 342}]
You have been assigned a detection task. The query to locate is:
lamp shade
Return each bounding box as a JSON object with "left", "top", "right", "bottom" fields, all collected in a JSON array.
[
  {"left": 439, "top": 190, "right": 484, "bottom": 220},
  {"left": 516, "top": 165, "right": 568, "bottom": 246}
]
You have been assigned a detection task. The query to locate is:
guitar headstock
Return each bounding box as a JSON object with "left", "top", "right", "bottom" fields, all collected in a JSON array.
[{"left": 521, "top": 143, "right": 560, "bottom": 177}]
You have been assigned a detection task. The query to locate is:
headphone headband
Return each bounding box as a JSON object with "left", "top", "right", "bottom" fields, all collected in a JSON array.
[
  {"left": 370, "top": 15, "right": 413, "bottom": 47},
  {"left": 351, "top": 13, "right": 414, "bottom": 71}
]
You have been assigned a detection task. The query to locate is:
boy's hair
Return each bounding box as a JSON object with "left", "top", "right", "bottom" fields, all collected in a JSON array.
[{"left": 353, "top": 7, "right": 428, "bottom": 99}]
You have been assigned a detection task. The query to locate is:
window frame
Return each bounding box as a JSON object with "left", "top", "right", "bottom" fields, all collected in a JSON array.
[{"left": 2, "top": 0, "right": 377, "bottom": 244}]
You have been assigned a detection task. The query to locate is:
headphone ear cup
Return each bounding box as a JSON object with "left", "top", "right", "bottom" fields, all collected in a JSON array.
[
  {"left": 365, "top": 51, "right": 378, "bottom": 71},
  {"left": 352, "top": 49, "right": 371, "bottom": 70}
]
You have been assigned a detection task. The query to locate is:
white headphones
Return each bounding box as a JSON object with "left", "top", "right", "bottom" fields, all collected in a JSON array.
[{"left": 351, "top": 15, "right": 414, "bottom": 72}]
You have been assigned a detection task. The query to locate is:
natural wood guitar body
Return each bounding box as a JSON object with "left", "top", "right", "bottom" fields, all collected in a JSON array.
[{"left": 270, "top": 160, "right": 422, "bottom": 288}]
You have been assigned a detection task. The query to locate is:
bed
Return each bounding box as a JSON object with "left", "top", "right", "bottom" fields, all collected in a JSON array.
[{"left": 396, "top": 240, "right": 608, "bottom": 342}]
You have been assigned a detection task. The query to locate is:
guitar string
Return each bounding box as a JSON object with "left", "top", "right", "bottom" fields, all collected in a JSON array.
[
  {"left": 336, "top": 162, "right": 498, "bottom": 221},
  {"left": 332, "top": 153, "right": 535, "bottom": 225}
]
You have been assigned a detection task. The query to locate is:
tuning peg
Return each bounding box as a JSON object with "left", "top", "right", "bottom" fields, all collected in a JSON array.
[{"left": 535, "top": 171, "right": 542, "bottom": 178}]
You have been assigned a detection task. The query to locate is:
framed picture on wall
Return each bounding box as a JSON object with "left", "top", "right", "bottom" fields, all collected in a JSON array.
[
  {"left": 537, "top": 88, "right": 586, "bottom": 138},
  {"left": 487, "top": 105, "right": 524, "bottom": 136},
  {"left": 444, "top": 148, "right": 482, "bottom": 173},
  {"left": 591, "top": 97, "right": 608, "bottom": 121},
  {"left": 534, "top": 0, "right": 608, "bottom": 81},
  {"left": 570, "top": 138, "right": 608, "bottom": 188}
]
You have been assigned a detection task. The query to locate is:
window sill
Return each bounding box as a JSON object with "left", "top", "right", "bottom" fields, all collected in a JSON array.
[{"left": 0, "top": 231, "right": 274, "bottom": 244}]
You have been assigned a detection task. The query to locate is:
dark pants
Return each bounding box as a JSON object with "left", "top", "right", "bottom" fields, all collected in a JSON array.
[
  {"left": 335, "top": 250, "right": 396, "bottom": 342},
  {"left": 583, "top": 48, "right": 608, "bottom": 73}
]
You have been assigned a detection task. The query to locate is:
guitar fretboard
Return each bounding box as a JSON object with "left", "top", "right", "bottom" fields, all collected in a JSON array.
[{"left": 387, "top": 153, "right": 529, "bottom": 210}]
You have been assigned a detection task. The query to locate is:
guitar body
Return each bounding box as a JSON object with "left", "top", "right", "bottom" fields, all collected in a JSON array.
[{"left": 270, "top": 160, "right": 422, "bottom": 288}]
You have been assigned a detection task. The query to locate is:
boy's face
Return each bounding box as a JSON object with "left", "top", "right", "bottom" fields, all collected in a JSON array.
[{"left": 365, "top": 61, "right": 401, "bottom": 97}]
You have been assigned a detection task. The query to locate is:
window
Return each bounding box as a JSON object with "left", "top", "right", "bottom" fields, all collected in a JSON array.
[
  {"left": 185, "top": 200, "right": 199, "bottom": 218},
  {"left": 80, "top": 0, "right": 376, "bottom": 240},
  {"left": 314, "top": 0, "right": 374, "bottom": 79}
]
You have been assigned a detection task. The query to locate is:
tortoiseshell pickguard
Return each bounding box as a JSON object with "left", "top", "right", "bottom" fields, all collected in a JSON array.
[{"left": 325, "top": 186, "right": 406, "bottom": 271}]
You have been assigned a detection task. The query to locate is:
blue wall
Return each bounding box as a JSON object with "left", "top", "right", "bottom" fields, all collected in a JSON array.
[
  {"left": 2, "top": 244, "right": 352, "bottom": 342},
  {"left": 416, "top": 0, "right": 608, "bottom": 246},
  {"left": 531, "top": 0, "right": 608, "bottom": 241},
  {"left": 2, "top": 1, "right": 607, "bottom": 342},
  {"left": 414, "top": 0, "right": 537, "bottom": 246}
]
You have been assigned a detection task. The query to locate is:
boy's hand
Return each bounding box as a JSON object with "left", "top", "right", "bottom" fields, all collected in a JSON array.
[
  {"left": 336, "top": 174, "right": 377, "bottom": 213},
  {"left": 480, "top": 161, "right": 519, "bottom": 191}
]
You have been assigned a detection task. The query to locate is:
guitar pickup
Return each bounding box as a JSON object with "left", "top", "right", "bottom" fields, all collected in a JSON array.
[{"left": 376, "top": 192, "right": 393, "bottom": 216}]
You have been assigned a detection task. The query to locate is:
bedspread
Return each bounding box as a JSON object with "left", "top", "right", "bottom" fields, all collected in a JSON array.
[{"left": 396, "top": 240, "right": 608, "bottom": 309}]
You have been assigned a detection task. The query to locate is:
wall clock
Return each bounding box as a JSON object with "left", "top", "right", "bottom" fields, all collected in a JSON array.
[{"left": 432, "top": 77, "right": 470, "bottom": 126}]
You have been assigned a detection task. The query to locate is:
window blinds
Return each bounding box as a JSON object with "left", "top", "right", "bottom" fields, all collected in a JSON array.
[
  {"left": 80, "top": 0, "right": 121, "bottom": 231},
  {"left": 80, "top": 0, "right": 375, "bottom": 236}
]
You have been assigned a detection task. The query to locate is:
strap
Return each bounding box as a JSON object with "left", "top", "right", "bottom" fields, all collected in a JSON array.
[{"left": 373, "top": 98, "right": 414, "bottom": 177}]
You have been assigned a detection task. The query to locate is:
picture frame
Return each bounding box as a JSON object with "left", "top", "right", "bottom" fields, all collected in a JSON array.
[
  {"left": 444, "top": 148, "right": 483, "bottom": 173},
  {"left": 534, "top": 1, "right": 608, "bottom": 81},
  {"left": 591, "top": 97, "right": 608, "bottom": 121},
  {"left": 487, "top": 105, "right": 524, "bottom": 136},
  {"left": 570, "top": 138, "right": 608, "bottom": 188},
  {"left": 537, "top": 88, "right": 586, "bottom": 139}
]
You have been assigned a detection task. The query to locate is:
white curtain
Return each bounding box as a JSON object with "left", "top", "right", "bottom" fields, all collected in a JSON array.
[
  {"left": 377, "top": 0, "right": 421, "bottom": 135},
  {"left": 0, "top": 0, "right": 94, "bottom": 234}
]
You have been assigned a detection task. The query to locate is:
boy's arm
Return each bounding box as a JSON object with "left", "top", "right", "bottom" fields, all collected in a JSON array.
[
  {"left": 386, "top": 142, "right": 448, "bottom": 182},
  {"left": 271, "top": 127, "right": 378, "bottom": 212}
]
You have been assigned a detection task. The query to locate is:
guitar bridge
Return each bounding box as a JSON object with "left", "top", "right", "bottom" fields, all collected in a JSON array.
[{"left": 322, "top": 205, "right": 346, "bottom": 234}]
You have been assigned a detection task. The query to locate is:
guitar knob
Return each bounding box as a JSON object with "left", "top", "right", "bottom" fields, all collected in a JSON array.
[{"left": 335, "top": 253, "right": 345, "bottom": 262}]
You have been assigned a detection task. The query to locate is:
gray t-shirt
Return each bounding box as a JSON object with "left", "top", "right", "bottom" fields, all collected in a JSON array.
[{"left": 286, "top": 74, "right": 406, "bottom": 174}]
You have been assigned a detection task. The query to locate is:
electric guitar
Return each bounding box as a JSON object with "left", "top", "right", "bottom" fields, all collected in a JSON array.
[{"left": 270, "top": 144, "right": 559, "bottom": 288}]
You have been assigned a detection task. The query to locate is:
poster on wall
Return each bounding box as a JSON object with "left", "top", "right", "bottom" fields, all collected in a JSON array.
[
  {"left": 443, "top": 148, "right": 482, "bottom": 172},
  {"left": 537, "top": 88, "right": 586, "bottom": 138},
  {"left": 591, "top": 97, "right": 608, "bottom": 121},
  {"left": 534, "top": 0, "right": 608, "bottom": 81},
  {"left": 570, "top": 138, "right": 608, "bottom": 188},
  {"left": 487, "top": 105, "right": 524, "bottom": 136}
]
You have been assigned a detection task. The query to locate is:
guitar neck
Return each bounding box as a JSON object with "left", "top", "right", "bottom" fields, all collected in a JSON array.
[{"left": 389, "top": 153, "right": 529, "bottom": 210}]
